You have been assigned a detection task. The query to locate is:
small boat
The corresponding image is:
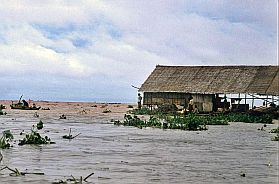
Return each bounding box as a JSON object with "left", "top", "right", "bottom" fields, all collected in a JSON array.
[{"left": 10, "top": 95, "right": 41, "bottom": 110}]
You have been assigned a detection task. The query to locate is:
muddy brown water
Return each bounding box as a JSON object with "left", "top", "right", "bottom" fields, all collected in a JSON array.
[{"left": 0, "top": 103, "right": 278, "bottom": 184}]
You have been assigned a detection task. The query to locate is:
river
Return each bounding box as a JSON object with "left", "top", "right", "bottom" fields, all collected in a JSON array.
[{"left": 0, "top": 102, "right": 278, "bottom": 183}]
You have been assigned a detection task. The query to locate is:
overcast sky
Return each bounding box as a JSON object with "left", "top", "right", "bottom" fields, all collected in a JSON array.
[{"left": 0, "top": 0, "right": 277, "bottom": 102}]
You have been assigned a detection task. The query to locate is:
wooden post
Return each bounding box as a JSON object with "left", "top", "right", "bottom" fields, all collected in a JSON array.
[
  {"left": 238, "top": 93, "right": 240, "bottom": 104},
  {"left": 150, "top": 93, "right": 153, "bottom": 111},
  {"left": 266, "top": 95, "right": 268, "bottom": 107},
  {"left": 252, "top": 94, "right": 254, "bottom": 108},
  {"left": 244, "top": 94, "right": 247, "bottom": 110}
]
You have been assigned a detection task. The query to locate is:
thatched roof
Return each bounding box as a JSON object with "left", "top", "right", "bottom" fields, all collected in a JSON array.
[{"left": 139, "top": 65, "right": 279, "bottom": 95}]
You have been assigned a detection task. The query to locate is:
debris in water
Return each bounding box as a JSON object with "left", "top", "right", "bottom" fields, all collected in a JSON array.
[
  {"left": 60, "top": 114, "right": 67, "bottom": 119},
  {"left": 62, "top": 128, "right": 81, "bottom": 140}
]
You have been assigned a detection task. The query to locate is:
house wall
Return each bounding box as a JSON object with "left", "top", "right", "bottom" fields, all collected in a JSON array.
[{"left": 143, "top": 92, "right": 213, "bottom": 112}]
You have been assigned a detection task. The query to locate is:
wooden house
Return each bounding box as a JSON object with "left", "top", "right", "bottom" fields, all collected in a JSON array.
[{"left": 139, "top": 65, "right": 279, "bottom": 113}]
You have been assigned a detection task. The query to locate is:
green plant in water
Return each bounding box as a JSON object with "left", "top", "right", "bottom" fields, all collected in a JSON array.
[
  {"left": 271, "top": 134, "right": 279, "bottom": 141},
  {"left": 128, "top": 107, "right": 153, "bottom": 115},
  {"left": 225, "top": 113, "right": 273, "bottom": 124},
  {"left": 18, "top": 120, "right": 53, "bottom": 145},
  {"left": 165, "top": 114, "right": 208, "bottom": 131},
  {"left": 270, "top": 127, "right": 279, "bottom": 133},
  {"left": 37, "top": 120, "right": 44, "bottom": 130},
  {"left": 0, "top": 109, "right": 7, "bottom": 115},
  {"left": 0, "top": 130, "right": 14, "bottom": 149}
]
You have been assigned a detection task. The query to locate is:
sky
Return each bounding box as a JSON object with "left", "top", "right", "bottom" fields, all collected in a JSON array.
[{"left": 0, "top": 0, "right": 277, "bottom": 102}]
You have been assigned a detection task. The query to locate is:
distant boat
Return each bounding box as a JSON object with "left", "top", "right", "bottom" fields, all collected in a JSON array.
[{"left": 10, "top": 95, "right": 41, "bottom": 110}]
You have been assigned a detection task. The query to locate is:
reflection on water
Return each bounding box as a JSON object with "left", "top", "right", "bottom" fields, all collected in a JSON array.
[{"left": 0, "top": 105, "right": 278, "bottom": 184}]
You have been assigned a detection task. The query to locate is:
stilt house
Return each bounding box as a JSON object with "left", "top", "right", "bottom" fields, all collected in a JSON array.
[{"left": 139, "top": 65, "right": 279, "bottom": 113}]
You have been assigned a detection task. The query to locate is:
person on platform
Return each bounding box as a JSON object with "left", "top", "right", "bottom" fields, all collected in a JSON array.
[{"left": 138, "top": 93, "right": 142, "bottom": 109}]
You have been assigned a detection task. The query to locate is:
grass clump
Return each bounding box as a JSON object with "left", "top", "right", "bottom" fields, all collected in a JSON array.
[
  {"left": 18, "top": 120, "right": 53, "bottom": 145},
  {"left": 0, "top": 130, "right": 14, "bottom": 149}
]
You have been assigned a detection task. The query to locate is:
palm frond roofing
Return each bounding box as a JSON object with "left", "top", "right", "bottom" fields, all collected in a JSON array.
[{"left": 139, "top": 65, "right": 279, "bottom": 95}]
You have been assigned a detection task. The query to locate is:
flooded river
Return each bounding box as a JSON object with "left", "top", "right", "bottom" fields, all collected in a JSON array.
[{"left": 0, "top": 102, "right": 278, "bottom": 183}]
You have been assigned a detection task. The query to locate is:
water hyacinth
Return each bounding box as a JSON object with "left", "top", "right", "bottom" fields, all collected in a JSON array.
[
  {"left": 0, "top": 130, "right": 14, "bottom": 149},
  {"left": 225, "top": 113, "right": 273, "bottom": 124},
  {"left": 270, "top": 127, "right": 279, "bottom": 133},
  {"left": 271, "top": 134, "right": 279, "bottom": 141},
  {"left": 18, "top": 120, "right": 53, "bottom": 145},
  {"left": 115, "top": 114, "right": 227, "bottom": 131}
]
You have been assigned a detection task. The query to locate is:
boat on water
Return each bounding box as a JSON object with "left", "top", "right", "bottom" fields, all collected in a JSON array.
[{"left": 10, "top": 95, "right": 41, "bottom": 110}]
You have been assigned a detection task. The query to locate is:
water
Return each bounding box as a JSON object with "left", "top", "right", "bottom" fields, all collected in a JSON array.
[{"left": 0, "top": 103, "right": 278, "bottom": 183}]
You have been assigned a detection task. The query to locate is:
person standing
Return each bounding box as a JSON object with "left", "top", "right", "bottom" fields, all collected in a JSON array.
[
  {"left": 188, "top": 96, "right": 194, "bottom": 112},
  {"left": 138, "top": 93, "right": 142, "bottom": 109}
]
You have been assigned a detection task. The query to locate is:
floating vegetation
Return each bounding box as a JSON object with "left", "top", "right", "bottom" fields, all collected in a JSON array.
[
  {"left": 0, "top": 109, "right": 7, "bottom": 115},
  {"left": 130, "top": 107, "right": 274, "bottom": 124},
  {"left": 0, "top": 130, "right": 14, "bottom": 149},
  {"left": 270, "top": 127, "right": 279, "bottom": 133},
  {"left": 0, "top": 166, "right": 44, "bottom": 176},
  {"left": 78, "top": 109, "right": 88, "bottom": 114},
  {"left": 225, "top": 113, "right": 273, "bottom": 124},
  {"left": 114, "top": 114, "right": 227, "bottom": 131},
  {"left": 18, "top": 121, "right": 54, "bottom": 145},
  {"left": 60, "top": 114, "right": 67, "bottom": 119},
  {"left": 270, "top": 127, "right": 279, "bottom": 141},
  {"left": 129, "top": 107, "right": 153, "bottom": 115},
  {"left": 164, "top": 114, "right": 228, "bottom": 130},
  {"left": 102, "top": 109, "right": 111, "bottom": 113},
  {"left": 271, "top": 134, "right": 279, "bottom": 141},
  {"left": 52, "top": 172, "right": 94, "bottom": 184},
  {"left": 129, "top": 101, "right": 274, "bottom": 124},
  {"left": 33, "top": 112, "right": 39, "bottom": 118},
  {"left": 62, "top": 128, "right": 81, "bottom": 140},
  {"left": 37, "top": 120, "right": 44, "bottom": 130}
]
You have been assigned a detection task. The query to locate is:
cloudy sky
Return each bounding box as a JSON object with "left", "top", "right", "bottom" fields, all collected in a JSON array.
[{"left": 0, "top": 0, "right": 277, "bottom": 102}]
